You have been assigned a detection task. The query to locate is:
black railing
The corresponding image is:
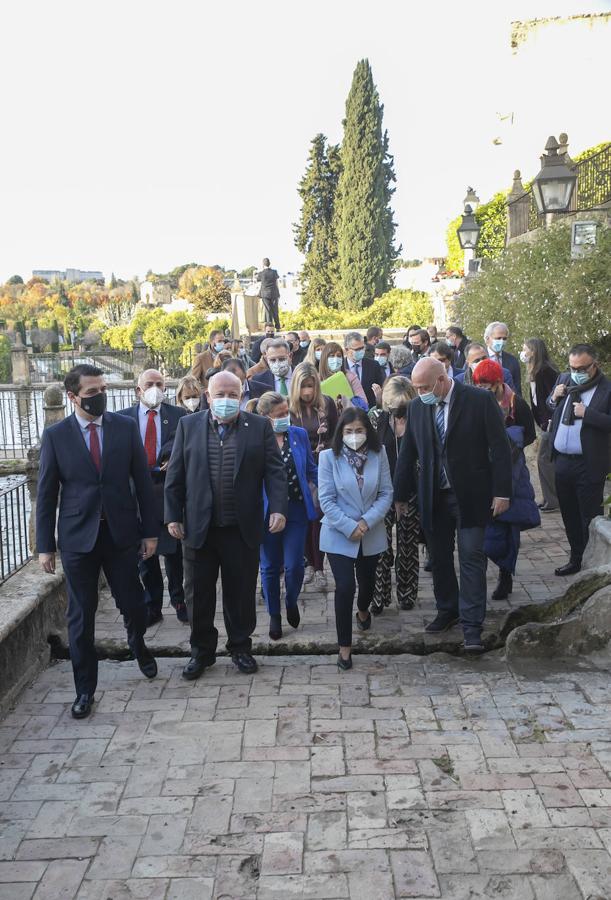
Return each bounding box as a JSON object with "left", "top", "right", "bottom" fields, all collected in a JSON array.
[
  {"left": 149, "top": 349, "right": 192, "bottom": 379},
  {"left": 29, "top": 349, "right": 134, "bottom": 382},
  {"left": 0, "top": 478, "right": 31, "bottom": 583}
]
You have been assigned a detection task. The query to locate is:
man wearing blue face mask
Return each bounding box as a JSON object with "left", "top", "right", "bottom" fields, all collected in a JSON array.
[
  {"left": 484, "top": 321, "right": 522, "bottom": 396},
  {"left": 393, "top": 357, "right": 512, "bottom": 653},
  {"left": 164, "top": 371, "right": 287, "bottom": 679},
  {"left": 192, "top": 329, "right": 226, "bottom": 390},
  {"left": 547, "top": 343, "right": 611, "bottom": 576},
  {"left": 374, "top": 341, "right": 394, "bottom": 380},
  {"left": 345, "top": 331, "right": 385, "bottom": 408}
]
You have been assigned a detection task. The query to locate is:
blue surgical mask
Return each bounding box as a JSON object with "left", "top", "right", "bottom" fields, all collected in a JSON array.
[
  {"left": 352, "top": 349, "right": 365, "bottom": 362},
  {"left": 315, "top": 350, "right": 322, "bottom": 361},
  {"left": 571, "top": 371, "right": 591, "bottom": 385},
  {"left": 420, "top": 390, "right": 440, "bottom": 406},
  {"left": 211, "top": 398, "right": 240, "bottom": 421},
  {"left": 272, "top": 415, "right": 290, "bottom": 433},
  {"left": 214, "top": 342, "right": 225, "bottom": 353},
  {"left": 376, "top": 355, "right": 388, "bottom": 366},
  {"left": 299, "top": 340, "right": 309, "bottom": 349},
  {"left": 328, "top": 357, "right": 343, "bottom": 372},
  {"left": 491, "top": 339, "right": 506, "bottom": 353}
]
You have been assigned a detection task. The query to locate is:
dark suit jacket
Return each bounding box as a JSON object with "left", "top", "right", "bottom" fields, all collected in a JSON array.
[
  {"left": 250, "top": 368, "right": 275, "bottom": 394},
  {"left": 394, "top": 382, "right": 512, "bottom": 532},
  {"left": 547, "top": 373, "right": 611, "bottom": 483},
  {"left": 257, "top": 268, "right": 280, "bottom": 300},
  {"left": 454, "top": 337, "right": 469, "bottom": 370},
  {"left": 455, "top": 366, "right": 515, "bottom": 392},
  {"left": 292, "top": 345, "right": 308, "bottom": 367},
  {"left": 497, "top": 350, "right": 522, "bottom": 396},
  {"left": 36, "top": 412, "right": 157, "bottom": 554},
  {"left": 117, "top": 402, "right": 187, "bottom": 555},
  {"left": 164, "top": 411, "right": 288, "bottom": 550},
  {"left": 349, "top": 357, "right": 385, "bottom": 408},
  {"left": 528, "top": 363, "right": 558, "bottom": 431}
]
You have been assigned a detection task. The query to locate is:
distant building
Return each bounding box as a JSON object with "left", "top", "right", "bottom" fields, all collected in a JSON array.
[
  {"left": 139, "top": 280, "right": 172, "bottom": 306},
  {"left": 32, "top": 268, "right": 104, "bottom": 283}
]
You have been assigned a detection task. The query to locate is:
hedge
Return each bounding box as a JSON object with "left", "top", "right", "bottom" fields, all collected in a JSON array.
[{"left": 280, "top": 289, "right": 434, "bottom": 331}]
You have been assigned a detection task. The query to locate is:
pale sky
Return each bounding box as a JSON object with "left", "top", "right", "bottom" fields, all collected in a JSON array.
[{"left": 1, "top": 0, "right": 609, "bottom": 283}]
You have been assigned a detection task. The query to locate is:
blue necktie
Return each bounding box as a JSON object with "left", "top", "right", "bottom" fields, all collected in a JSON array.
[
  {"left": 218, "top": 424, "right": 226, "bottom": 441},
  {"left": 435, "top": 401, "right": 450, "bottom": 489}
]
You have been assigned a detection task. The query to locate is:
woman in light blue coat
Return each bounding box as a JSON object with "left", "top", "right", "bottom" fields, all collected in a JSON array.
[{"left": 318, "top": 407, "right": 393, "bottom": 670}]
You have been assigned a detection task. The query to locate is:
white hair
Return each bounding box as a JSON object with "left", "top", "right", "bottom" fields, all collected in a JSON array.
[{"left": 484, "top": 322, "right": 509, "bottom": 341}]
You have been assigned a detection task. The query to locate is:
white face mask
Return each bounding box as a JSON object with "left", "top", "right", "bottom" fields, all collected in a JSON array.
[
  {"left": 141, "top": 386, "right": 164, "bottom": 409},
  {"left": 269, "top": 359, "right": 291, "bottom": 378},
  {"left": 183, "top": 397, "right": 200, "bottom": 411},
  {"left": 343, "top": 432, "right": 366, "bottom": 451},
  {"left": 519, "top": 350, "right": 531, "bottom": 364}
]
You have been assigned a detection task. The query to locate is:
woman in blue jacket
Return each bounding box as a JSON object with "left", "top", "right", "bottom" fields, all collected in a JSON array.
[
  {"left": 257, "top": 391, "right": 319, "bottom": 640},
  {"left": 318, "top": 407, "right": 393, "bottom": 670}
]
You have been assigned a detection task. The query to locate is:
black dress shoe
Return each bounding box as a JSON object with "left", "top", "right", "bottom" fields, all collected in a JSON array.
[
  {"left": 174, "top": 602, "right": 189, "bottom": 623},
  {"left": 555, "top": 561, "right": 582, "bottom": 576},
  {"left": 337, "top": 654, "right": 353, "bottom": 671},
  {"left": 71, "top": 695, "right": 94, "bottom": 719},
  {"left": 491, "top": 569, "right": 513, "bottom": 601},
  {"left": 425, "top": 613, "right": 460, "bottom": 634},
  {"left": 356, "top": 611, "right": 371, "bottom": 631},
  {"left": 136, "top": 644, "right": 158, "bottom": 679},
  {"left": 286, "top": 605, "right": 300, "bottom": 629},
  {"left": 146, "top": 609, "right": 164, "bottom": 628},
  {"left": 232, "top": 652, "right": 258, "bottom": 674},
  {"left": 182, "top": 655, "right": 213, "bottom": 681},
  {"left": 269, "top": 615, "right": 283, "bottom": 641}
]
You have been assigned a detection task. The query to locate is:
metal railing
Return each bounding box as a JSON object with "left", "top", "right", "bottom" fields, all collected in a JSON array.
[
  {"left": 29, "top": 349, "right": 134, "bottom": 382},
  {"left": 149, "top": 349, "right": 193, "bottom": 379},
  {"left": 0, "top": 478, "right": 31, "bottom": 583}
]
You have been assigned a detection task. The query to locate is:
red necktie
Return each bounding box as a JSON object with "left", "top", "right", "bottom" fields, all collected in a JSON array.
[
  {"left": 144, "top": 409, "right": 157, "bottom": 467},
  {"left": 87, "top": 423, "right": 101, "bottom": 472}
]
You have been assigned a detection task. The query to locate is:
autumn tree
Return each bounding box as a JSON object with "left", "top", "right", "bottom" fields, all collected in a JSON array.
[{"left": 178, "top": 266, "right": 231, "bottom": 313}]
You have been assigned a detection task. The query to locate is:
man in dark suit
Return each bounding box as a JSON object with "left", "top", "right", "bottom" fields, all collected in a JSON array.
[
  {"left": 455, "top": 343, "right": 516, "bottom": 391},
  {"left": 344, "top": 331, "right": 385, "bottom": 409},
  {"left": 365, "top": 326, "right": 384, "bottom": 359},
  {"left": 250, "top": 323, "right": 276, "bottom": 364},
  {"left": 431, "top": 341, "right": 464, "bottom": 380},
  {"left": 484, "top": 321, "right": 522, "bottom": 396},
  {"left": 250, "top": 338, "right": 294, "bottom": 397},
  {"left": 445, "top": 326, "right": 469, "bottom": 370},
  {"left": 256, "top": 259, "right": 281, "bottom": 329},
  {"left": 394, "top": 358, "right": 512, "bottom": 652},
  {"left": 37, "top": 365, "right": 159, "bottom": 719},
  {"left": 118, "top": 370, "right": 188, "bottom": 627},
  {"left": 547, "top": 343, "right": 611, "bottom": 576},
  {"left": 373, "top": 341, "right": 394, "bottom": 380},
  {"left": 165, "top": 371, "right": 288, "bottom": 679}
]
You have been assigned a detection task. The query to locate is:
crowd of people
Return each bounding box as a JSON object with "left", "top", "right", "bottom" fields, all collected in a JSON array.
[{"left": 36, "top": 315, "right": 611, "bottom": 715}]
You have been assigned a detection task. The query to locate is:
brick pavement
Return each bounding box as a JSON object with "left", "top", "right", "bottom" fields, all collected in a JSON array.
[{"left": 1, "top": 652, "right": 611, "bottom": 898}]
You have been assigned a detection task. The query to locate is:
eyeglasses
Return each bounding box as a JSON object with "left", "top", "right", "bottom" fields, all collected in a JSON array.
[{"left": 569, "top": 364, "right": 593, "bottom": 373}]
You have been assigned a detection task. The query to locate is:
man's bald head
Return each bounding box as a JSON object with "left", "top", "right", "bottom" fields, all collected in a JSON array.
[
  {"left": 411, "top": 357, "right": 451, "bottom": 397},
  {"left": 138, "top": 369, "right": 165, "bottom": 391},
  {"left": 207, "top": 370, "right": 242, "bottom": 400}
]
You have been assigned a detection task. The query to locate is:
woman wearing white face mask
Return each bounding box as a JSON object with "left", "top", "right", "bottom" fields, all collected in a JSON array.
[
  {"left": 176, "top": 375, "right": 203, "bottom": 413},
  {"left": 256, "top": 392, "right": 319, "bottom": 641},
  {"left": 318, "top": 408, "right": 393, "bottom": 669}
]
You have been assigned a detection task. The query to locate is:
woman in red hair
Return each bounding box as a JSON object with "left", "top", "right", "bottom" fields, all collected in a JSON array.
[{"left": 473, "top": 359, "right": 539, "bottom": 600}]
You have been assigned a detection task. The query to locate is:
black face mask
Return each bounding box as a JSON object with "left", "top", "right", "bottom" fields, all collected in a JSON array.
[
  {"left": 411, "top": 344, "right": 422, "bottom": 355},
  {"left": 391, "top": 405, "right": 407, "bottom": 419},
  {"left": 78, "top": 391, "right": 107, "bottom": 418}
]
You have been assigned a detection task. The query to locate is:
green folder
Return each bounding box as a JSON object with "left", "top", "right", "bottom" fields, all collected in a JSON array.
[{"left": 320, "top": 371, "right": 354, "bottom": 399}]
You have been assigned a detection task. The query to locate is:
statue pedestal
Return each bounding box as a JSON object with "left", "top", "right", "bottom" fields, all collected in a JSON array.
[{"left": 232, "top": 292, "right": 265, "bottom": 337}]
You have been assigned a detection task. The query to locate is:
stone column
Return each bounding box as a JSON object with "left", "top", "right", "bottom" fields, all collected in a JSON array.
[
  {"left": 11, "top": 333, "right": 30, "bottom": 385},
  {"left": 132, "top": 332, "right": 147, "bottom": 379},
  {"left": 506, "top": 170, "right": 531, "bottom": 243},
  {"left": 43, "top": 383, "right": 66, "bottom": 427}
]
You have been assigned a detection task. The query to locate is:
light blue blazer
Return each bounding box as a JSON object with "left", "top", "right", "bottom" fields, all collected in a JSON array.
[{"left": 318, "top": 448, "right": 393, "bottom": 558}]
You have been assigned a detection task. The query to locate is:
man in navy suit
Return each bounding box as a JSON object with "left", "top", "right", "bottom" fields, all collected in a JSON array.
[
  {"left": 250, "top": 338, "right": 293, "bottom": 397},
  {"left": 430, "top": 341, "right": 464, "bottom": 380},
  {"left": 484, "top": 322, "right": 522, "bottom": 396},
  {"left": 118, "top": 370, "right": 188, "bottom": 627},
  {"left": 344, "top": 331, "right": 385, "bottom": 408},
  {"left": 37, "top": 365, "right": 159, "bottom": 720}
]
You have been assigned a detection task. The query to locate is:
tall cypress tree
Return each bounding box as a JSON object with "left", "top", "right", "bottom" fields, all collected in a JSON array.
[
  {"left": 294, "top": 133, "right": 342, "bottom": 307},
  {"left": 335, "top": 60, "right": 399, "bottom": 309}
]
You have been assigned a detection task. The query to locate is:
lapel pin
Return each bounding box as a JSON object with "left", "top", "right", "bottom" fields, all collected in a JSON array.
[{"left": 163, "top": 420, "right": 168, "bottom": 425}]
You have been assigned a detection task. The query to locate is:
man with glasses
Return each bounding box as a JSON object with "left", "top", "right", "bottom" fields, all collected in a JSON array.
[
  {"left": 547, "top": 344, "right": 611, "bottom": 576},
  {"left": 251, "top": 338, "right": 293, "bottom": 397},
  {"left": 344, "top": 331, "right": 385, "bottom": 408},
  {"left": 455, "top": 342, "right": 516, "bottom": 391}
]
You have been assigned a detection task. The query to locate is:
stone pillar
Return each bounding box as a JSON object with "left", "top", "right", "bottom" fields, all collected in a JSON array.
[
  {"left": 43, "top": 383, "right": 65, "bottom": 427},
  {"left": 133, "top": 332, "right": 147, "bottom": 379},
  {"left": 11, "top": 333, "right": 30, "bottom": 386},
  {"left": 507, "top": 170, "right": 530, "bottom": 242}
]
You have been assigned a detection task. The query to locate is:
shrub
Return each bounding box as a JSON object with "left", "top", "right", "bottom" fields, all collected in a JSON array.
[
  {"left": 456, "top": 222, "right": 611, "bottom": 369},
  {"left": 0, "top": 334, "right": 11, "bottom": 383},
  {"left": 281, "top": 289, "right": 433, "bottom": 331}
]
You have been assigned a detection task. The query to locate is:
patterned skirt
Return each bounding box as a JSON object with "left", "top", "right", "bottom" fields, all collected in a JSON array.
[{"left": 372, "top": 497, "right": 420, "bottom": 610}]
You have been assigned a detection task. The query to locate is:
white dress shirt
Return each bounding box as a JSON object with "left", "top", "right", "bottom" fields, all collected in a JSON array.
[
  {"left": 74, "top": 411, "right": 104, "bottom": 453},
  {"left": 138, "top": 401, "right": 161, "bottom": 460},
  {"left": 553, "top": 386, "right": 596, "bottom": 455},
  {"left": 273, "top": 369, "right": 293, "bottom": 394}
]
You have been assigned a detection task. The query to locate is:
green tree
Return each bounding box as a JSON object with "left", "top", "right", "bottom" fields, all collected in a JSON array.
[
  {"left": 294, "top": 133, "right": 342, "bottom": 307},
  {"left": 109, "top": 272, "right": 118, "bottom": 289},
  {"left": 334, "top": 59, "right": 399, "bottom": 309},
  {"left": 7, "top": 275, "right": 23, "bottom": 285},
  {"left": 0, "top": 334, "right": 11, "bottom": 381},
  {"left": 177, "top": 266, "right": 231, "bottom": 313}
]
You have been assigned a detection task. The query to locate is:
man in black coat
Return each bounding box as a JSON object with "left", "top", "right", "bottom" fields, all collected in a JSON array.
[
  {"left": 394, "top": 358, "right": 512, "bottom": 652},
  {"left": 344, "top": 331, "right": 385, "bottom": 408},
  {"left": 547, "top": 343, "right": 611, "bottom": 576},
  {"left": 250, "top": 323, "right": 277, "bottom": 364},
  {"left": 37, "top": 365, "right": 159, "bottom": 719},
  {"left": 445, "top": 326, "right": 469, "bottom": 370},
  {"left": 256, "top": 258, "right": 281, "bottom": 329},
  {"left": 484, "top": 321, "right": 522, "bottom": 396},
  {"left": 118, "top": 369, "right": 188, "bottom": 626},
  {"left": 165, "top": 371, "right": 288, "bottom": 679}
]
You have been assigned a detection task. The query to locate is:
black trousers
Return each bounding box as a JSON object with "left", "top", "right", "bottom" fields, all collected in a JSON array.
[
  {"left": 183, "top": 526, "right": 259, "bottom": 661},
  {"left": 261, "top": 296, "right": 281, "bottom": 330},
  {"left": 139, "top": 545, "right": 184, "bottom": 614},
  {"left": 60, "top": 522, "right": 146, "bottom": 696},
  {"left": 327, "top": 549, "right": 379, "bottom": 647},
  {"left": 555, "top": 454, "right": 605, "bottom": 563}
]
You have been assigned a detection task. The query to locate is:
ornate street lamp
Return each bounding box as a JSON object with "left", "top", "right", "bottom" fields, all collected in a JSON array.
[
  {"left": 532, "top": 136, "right": 577, "bottom": 214},
  {"left": 456, "top": 204, "right": 480, "bottom": 250},
  {"left": 463, "top": 186, "right": 480, "bottom": 214}
]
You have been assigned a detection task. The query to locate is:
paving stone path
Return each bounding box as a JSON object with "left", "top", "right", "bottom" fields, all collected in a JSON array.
[{"left": 1, "top": 652, "right": 611, "bottom": 898}]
